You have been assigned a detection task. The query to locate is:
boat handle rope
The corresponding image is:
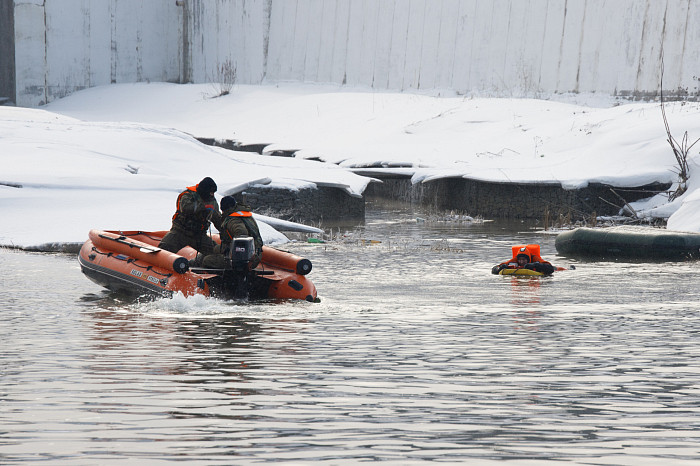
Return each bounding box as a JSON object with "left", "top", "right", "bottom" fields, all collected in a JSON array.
[
  {"left": 90, "top": 247, "right": 173, "bottom": 277},
  {"left": 99, "top": 233, "right": 161, "bottom": 253},
  {"left": 134, "top": 231, "right": 165, "bottom": 242}
]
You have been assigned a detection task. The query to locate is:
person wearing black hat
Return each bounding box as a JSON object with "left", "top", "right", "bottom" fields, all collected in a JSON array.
[
  {"left": 202, "top": 195, "right": 264, "bottom": 269},
  {"left": 159, "top": 177, "right": 222, "bottom": 262}
]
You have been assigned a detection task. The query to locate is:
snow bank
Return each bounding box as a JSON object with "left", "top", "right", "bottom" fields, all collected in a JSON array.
[{"left": 2, "top": 82, "right": 700, "bottom": 251}]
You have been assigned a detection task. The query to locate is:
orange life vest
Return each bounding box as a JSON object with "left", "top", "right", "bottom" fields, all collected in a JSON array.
[
  {"left": 228, "top": 210, "right": 252, "bottom": 218},
  {"left": 497, "top": 244, "right": 550, "bottom": 268},
  {"left": 172, "top": 185, "right": 198, "bottom": 222},
  {"left": 221, "top": 210, "right": 259, "bottom": 246},
  {"left": 171, "top": 184, "right": 214, "bottom": 232}
]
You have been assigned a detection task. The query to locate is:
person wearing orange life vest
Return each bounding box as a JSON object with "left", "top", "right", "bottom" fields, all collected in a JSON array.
[
  {"left": 491, "top": 245, "right": 555, "bottom": 275},
  {"left": 202, "top": 195, "right": 264, "bottom": 269},
  {"left": 158, "top": 177, "right": 222, "bottom": 263}
]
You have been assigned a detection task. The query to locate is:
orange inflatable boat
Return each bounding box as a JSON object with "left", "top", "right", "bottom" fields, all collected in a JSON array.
[{"left": 78, "top": 230, "right": 318, "bottom": 302}]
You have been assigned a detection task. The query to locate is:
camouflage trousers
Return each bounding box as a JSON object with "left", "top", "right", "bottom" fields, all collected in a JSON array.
[{"left": 158, "top": 229, "right": 216, "bottom": 266}]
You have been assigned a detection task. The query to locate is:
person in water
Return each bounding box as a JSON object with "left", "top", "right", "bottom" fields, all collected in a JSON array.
[
  {"left": 159, "top": 177, "right": 222, "bottom": 264},
  {"left": 492, "top": 245, "right": 555, "bottom": 275},
  {"left": 202, "top": 195, "right": 264, "bottom": 269}
]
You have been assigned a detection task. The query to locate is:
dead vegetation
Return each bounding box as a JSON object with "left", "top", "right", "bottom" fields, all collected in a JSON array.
[
  {"left": 660, "top": 54, "right": 699, "bottom": 201},
  {"left": 209, "top": 59, "right": 237, "bottom": 98}
]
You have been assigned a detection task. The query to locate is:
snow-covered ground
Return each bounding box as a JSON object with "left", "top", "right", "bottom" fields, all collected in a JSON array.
[{"left": 2, "top": 82, "right": 699, "bottom": 249}]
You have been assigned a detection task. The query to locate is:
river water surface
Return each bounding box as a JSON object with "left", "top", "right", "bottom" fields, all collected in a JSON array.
[{"left": 2, "top": 203, "right": 700, "bottom": 464}]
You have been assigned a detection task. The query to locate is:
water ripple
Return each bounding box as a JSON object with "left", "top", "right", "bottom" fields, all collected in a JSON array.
[{"left": 2, "top": 209, "right": 700, "bottom": 463}]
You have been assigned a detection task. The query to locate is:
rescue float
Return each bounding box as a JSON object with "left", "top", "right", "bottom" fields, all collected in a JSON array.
[
  {"left": 497, "top": 267, "right": 549, "bottom": 277},
  {"left": 78, "top": 229, "right": 318, "bottom": 302}
]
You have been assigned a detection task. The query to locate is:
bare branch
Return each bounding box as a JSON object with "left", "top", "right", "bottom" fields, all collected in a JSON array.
[
  {"left": 209, "top": 59, "right": 237, "bottom": 98},
  {"left": 660, "top": 51, "right": 698, "bottom": 201}
]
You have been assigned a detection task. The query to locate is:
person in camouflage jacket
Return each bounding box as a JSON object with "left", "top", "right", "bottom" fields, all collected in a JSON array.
[
  {"left": 159, "top": 177, "right": 222, "bottom": 262},
  {"left": 202, "top": 195, "right": 263, "bottom": 269}
]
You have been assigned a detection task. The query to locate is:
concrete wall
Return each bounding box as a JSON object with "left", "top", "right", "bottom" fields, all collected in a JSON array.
[
  {"left": 0, "top": 0, "right": 15, "bottom": 104},
  {"left": 241, "top": 185, "right": 365, "bottom": 224},
  {"left": 364, "top": 176, "right": 672, "bottom": 220},
  {"left": 186, "top": 0, "right": 268, "bottom": 85},
  {"left": 12, "top": 0, "right": 184, "bottom": 106},
  {"left": 7, "top": 0, "right": 700, "bottom": 107},
  {"left": 262, "top": 0, "right": 700, "bottom": 99}
]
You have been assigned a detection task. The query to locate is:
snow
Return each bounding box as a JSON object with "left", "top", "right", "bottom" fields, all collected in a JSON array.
[{"left": 2, "top": 82, "right": 700, "bottom": 249}]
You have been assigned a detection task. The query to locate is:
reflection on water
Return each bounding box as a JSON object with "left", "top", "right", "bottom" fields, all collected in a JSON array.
[{"left": 2, "top": 204, "right": 700, "bottom": 464}]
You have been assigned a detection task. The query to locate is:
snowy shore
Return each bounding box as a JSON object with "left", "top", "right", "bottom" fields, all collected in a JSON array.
[{"left": 2, "top": 82, "right": 700, "bottom": 250}]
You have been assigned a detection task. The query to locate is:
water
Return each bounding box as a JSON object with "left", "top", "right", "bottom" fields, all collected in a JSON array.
[{"left": 2, "top": 203, "right": 700, "bottom": 464}]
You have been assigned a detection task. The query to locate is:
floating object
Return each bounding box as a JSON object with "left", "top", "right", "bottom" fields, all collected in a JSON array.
[
  {"left": 307, "top": 237, "right": 325, "bottom": 243},
  {"left": 498, "top": 267, "right": 548, "bottom": 276},
  {"left": 555, "top": 226, "right": 700, "bottom": 261},
  {"left": 78, "top": 230, "right": 318, "bottom": 302}
]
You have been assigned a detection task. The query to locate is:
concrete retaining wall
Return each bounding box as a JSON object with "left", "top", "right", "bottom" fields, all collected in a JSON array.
[
  {"left": 238, "top": 174, "right": 668, "bottom": 225},
  {"left": 364, "top": 176, "right": 671, "bottom": 220},
  {"left": 241, "top": 185, "right": 365, "bottom": 225},
  {"left": 6, "top": 0, "right": 700, "bottom": 107}
]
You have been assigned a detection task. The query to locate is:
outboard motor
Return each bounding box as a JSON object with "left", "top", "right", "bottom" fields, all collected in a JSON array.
[
  {"left": 230, "top": 237, "right": 255, "bottom": 270},
  {"left": 226, "top": 237, "right": 255, "bottom": 299}
]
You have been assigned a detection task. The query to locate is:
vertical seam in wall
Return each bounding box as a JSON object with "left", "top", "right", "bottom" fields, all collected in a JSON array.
[
  {"left": 466, "top": 0, "right": 477, "bottom": 92},
  {"left": 313, "top": 0, "right": 325, "bottom": 83},
  {"left": 185, "top": 0, "right": 191, "bottom": 83},
  {"left": 301, "top": 0, "right": 310, "bottom": 82},
  {"left": 85, "top": 1, "right": 90, "bottom": 88},
  {"left": 262, "top": 0, "right": 271, "bottom": 81},
  {"left": 658, "top": 0, "right": 668, "bottom": 92},
  {"left": 681, "top": 0, "right": 691, "bottom": 95},
  {"left": 6, "top": 0, "right": 17, "bottom": 103},
  {"left": 290, "top": 0, "right": 298, "bottom": 78},
  {"left": 574, "top": 0, "right": 587, "bottom": 93},
  {"left": 300, "top": 2, "right": 311, "bottom": 82},
  {"left": 400, "top": 0, "right": 412, "bottom": 91},
  {"left": 110, "top": 0, "right": 116, "bottom": 83},
  {"left": 329, "top": 0, "right": 338, "bottom": 83},
  {"left": 487, "top": 0, "right": 498, "bottom": 91},
  {"left": 358, "top": 0, "right": 366, "bottom": 86},
  {"left": 635, "top": 1, "right": 651, "bottom": 93},
  {"left": 339, "top": 0, "right": 350, "bottom": 86},
  {"left": 136, "top": 8, "right": 142, "bottom": 82},
  {"left": 537, "top": 0, "right": 550, "bottom": 91},
  {"left": 502, "top": 0, "right": 512, "bottom": 93},
  {"left": 369, "top": 0, "right": 381, "bottom": 88},
  {"left": 416, "top": 0, "right": 427, "bottom": 89},
  {"left": 382, "top": 0, "right": 396, "bottom": 89},
  {"left": 556, "top": 0, "right": 568, "bottom": 93},
  {"left": 428, "top": 0, "right": 445, "bottom": 90},
  {"left": 447, "top": 0, "right": 460, "bottom": 90},
  {"left": 42, "top": 0, "right": 47, "bottom": 104}
]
